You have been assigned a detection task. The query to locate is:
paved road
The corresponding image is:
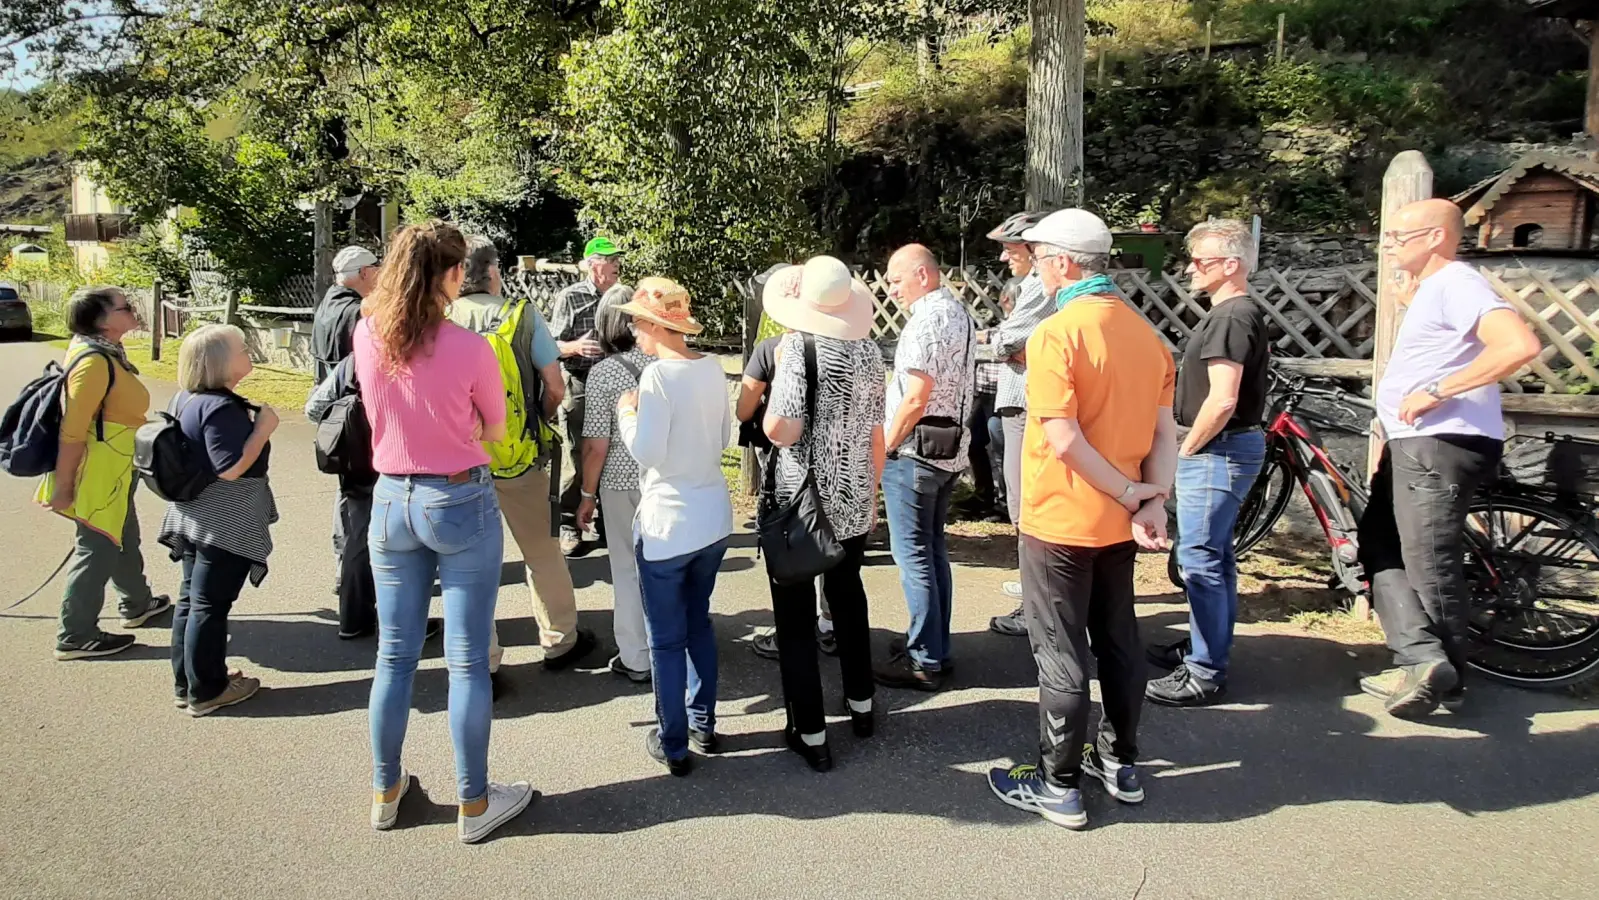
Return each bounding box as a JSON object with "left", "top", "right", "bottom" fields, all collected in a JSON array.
[{"left": 1, "top": 339, "right": 1596, "bottom": 900}]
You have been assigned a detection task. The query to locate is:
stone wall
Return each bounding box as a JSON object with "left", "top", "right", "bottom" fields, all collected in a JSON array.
[{"left": 1257, "top": 232, "right": 1376, "bottom": 270}]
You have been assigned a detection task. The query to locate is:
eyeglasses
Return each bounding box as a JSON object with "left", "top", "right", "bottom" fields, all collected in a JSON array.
[
  {"left": 1382, "top": 226, "right": 1439, "bottom": 246},
  {"left": 1188, "top": 256, "right": 1236, "bottom": 270},
  {"left": 109, "top": 304, "right": 135, "bottom": 314}
]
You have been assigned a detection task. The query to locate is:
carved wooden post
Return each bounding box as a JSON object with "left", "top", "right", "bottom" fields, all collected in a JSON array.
[
  {"left": 1364, "top": 150, "right": 1434, "bottom": 620},
  {"left": 149, "top": 279, "right": 164, "bottom": 361}
]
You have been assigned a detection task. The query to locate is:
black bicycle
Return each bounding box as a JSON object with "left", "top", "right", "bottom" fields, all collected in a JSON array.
[{"left": 1170, "top": 369, "right": 1599, "bottom": 691}]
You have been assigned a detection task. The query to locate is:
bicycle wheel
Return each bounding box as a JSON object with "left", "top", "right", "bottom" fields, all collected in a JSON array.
[
  {"left": 1462, "top": 493, "right": 1599, "bottom": 690},
  {"left": 1166, "top": 455, "right": 1294, "bottom": 589}
]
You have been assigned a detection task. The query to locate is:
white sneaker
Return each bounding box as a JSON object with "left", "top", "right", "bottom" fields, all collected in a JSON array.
[
  {"left": 1002, "top": 581, "right": 1023, "bottom": 599},
  {"left": 458, "top": 781, "right": 533, "bottom": 844},
  {"left": 370, "top": 766, "right": 411, "bottom": 831}
]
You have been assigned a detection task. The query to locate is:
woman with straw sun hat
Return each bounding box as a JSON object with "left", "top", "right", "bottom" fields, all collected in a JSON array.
[
  {"left": 759, "top": 255, "right": 886, "bottom": 772},
  {"left": 614, "top": 277, "right": 734, "bottom": 776}
]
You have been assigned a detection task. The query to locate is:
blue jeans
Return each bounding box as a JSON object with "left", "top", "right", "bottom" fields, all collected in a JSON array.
[
  {"left": 171, "top": 545, "right": 251, "bottom": 704},
  {"left": 1175, "top": 430, "right": 1266, "bottom": 683},
  {"left": 636, "top": 538, "right": 727, "bottom": 761},
  {"left": 882, "top": 455, "right": 959, "bottom": 670},
  {"left": 368, "top": 468, "right": 503, "bottom": 801}
]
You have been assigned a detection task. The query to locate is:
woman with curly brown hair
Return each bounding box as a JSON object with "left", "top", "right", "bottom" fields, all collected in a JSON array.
[{"left": 354, "top": 221, "right": 532, "bottom": 844}]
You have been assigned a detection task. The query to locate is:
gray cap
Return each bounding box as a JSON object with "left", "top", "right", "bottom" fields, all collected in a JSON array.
[{"left": 332, "top": 246, "right": 378, "bottom": 275}]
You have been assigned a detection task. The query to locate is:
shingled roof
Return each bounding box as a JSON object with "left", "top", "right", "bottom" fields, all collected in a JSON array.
[{"left": 1451, "top": 153, "right": 1599, "bottom": 226}]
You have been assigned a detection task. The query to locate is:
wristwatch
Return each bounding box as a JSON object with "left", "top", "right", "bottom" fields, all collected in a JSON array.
[
  {"left": 1117, "top": 482, "right": 1137, "bottom": 504},
  {"left": 1423, "top": 379, "right": 1446, "bottom": 400}
]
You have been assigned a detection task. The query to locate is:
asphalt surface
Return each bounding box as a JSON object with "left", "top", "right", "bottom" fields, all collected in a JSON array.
[{"left": 1, "top": 339, "right": 1596, "bottom": 900}]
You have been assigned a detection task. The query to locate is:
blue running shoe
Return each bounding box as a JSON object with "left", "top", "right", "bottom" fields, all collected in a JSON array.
[
  {"left": 1081, "top": 744, "right": 1144, "bottom": 804},
  {"left": 987, "top": 763, "right": 1087, "bottom": 830}
]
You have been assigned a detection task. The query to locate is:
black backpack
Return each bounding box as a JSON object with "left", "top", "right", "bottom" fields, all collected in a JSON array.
[
  {"left": 0, "top": 349, "right": 114, "bottom": 478},
  {"left": 315, "top": 391, "right": 377, "bottom": 486},
  {"left": 134, "top": 395, "right": 230, "bottom": 502}
]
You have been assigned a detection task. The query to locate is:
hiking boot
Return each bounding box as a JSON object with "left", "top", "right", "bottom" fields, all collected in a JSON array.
[
  {"left": 458, "top": 781, "right": 534, "bottom": 844},
  {"left": 1146, "top": 637, "right": 1191, "bottom": 671},
  {"left": 609, "top": 654, "right": 651, "bottom": 684},
  {"left": 1145, "top": 663, "right": 1226, "bottom": 707},
  {"left": 987, "top": 763, "right": 1087, "bottom": 830},
  {"left": 543, "top": 628, "right": 597, "bottom": 671},
  {"left": 751, "top": 630, "right": 780, "bottom": 660},
  {"left": 54, "top": 632, "right": 136, "bottom": 661},
  {"left": 187, "top": 673, "right": 261, "bottom": 717},
  {"left": 646, "top": 728, "right": 692, "bottom": 776},
  {"left": 371, "top": 767, "right": 411, "bottom": 831},
  {"left": 873, "top": 654, "right": 948, "bottom": 693},
  {"left": 120, "top": 595, "right": 172, "bottom": 628},
  {"left": 989, "top": 605, "right": 1028, "bottom": 637},
  {"left": 1360, "top": 665, "right": 1465, "bottom": 714},
  {"left": 1081, "top": 744, "right": 1144, "bottom": 804}
]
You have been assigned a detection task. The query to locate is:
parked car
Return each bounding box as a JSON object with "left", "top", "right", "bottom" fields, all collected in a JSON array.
[{"left": 0, "top": 283, "right": 31, "bottom": 341}]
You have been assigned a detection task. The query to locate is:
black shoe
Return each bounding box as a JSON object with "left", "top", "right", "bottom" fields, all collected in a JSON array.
[
  {"left": 873, "top": 654, "right": 948, "bottom": 692},
  {"left": 816, "top": 624, "right": 838, "bottom": 657},
  {"left": 1146, "top": 637, "right": 1191, "bottom": 672},
  {"left": 689, "top": 729, "right": 720, "bottom": 755},
  {"left": 53, "top": 632, "right": 136, "bottom": 661},
  {"left": 424, "top": 618, "right": 443, "bottom": 642},
  {"left": 887, "top": 637, "right": 955, "bottom": 675},
  {"left": 609, "top": 654, "right": 652, "bottom": 684},
  {"left": 490, "top": 670, "right": 508, "bottom": 702},
  {"left": 1145, "top": 663, "right": 1226, "bottom": 707},
  {"left": 848, "top": 705, "right": 875, "bottom": 739},
  {"left": 1362, "top": 661, "right": 1459, "bottom": 719},
  {"left": 120, "top": 595, "right": 172, "bottom": 628},
  {"left": 989, "top": 605, "right": 1028, "bottom": 637},
  {"left": 543, "top": 628, "right": 598, "bottom": 671},
  {"left": 785, "top": 727, "right": 834, "bottom": 772},
  {"left": 338, "top": 624, "right": 376, "bottom": 640},
  {"left": 646, "top": 728, "right": 692, "bottom": 776}
]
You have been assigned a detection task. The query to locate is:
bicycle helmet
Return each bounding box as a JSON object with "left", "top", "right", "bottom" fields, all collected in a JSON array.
[{"left": 986, "top": 211, "right": 1048, "bottom": 243}]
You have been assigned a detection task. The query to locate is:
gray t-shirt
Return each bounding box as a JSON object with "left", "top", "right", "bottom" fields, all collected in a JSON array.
[{"left": 1376, "top": 262, "right": 1514, "bottom": 441}]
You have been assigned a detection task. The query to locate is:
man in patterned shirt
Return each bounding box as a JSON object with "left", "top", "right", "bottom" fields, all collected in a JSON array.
[
  {"left": 874, "top": 244, "right": 976, "bottom": 693},
  {"left": 550, "top": 236, "right": 624, "bottom": 556},
  {"left": 981, "top": 211, "right": 1053, "bottom": 637}
]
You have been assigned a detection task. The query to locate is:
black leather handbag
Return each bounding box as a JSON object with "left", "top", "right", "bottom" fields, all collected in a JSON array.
[{"left": 756, "top": 334, "right": 845, "bottom": 585}]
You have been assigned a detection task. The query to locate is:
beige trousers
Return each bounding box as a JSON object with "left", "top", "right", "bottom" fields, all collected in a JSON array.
[{"left": 488, "top": 467, "right": 578, "bottom": 673}]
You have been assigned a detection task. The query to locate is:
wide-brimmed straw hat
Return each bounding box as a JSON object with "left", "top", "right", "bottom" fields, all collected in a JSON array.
[
  {"left": 761, "top": 256, "right": 874, "bottom": 341},
  {"left": 616, "top": 277, "right": 703, "bottom": 335}
]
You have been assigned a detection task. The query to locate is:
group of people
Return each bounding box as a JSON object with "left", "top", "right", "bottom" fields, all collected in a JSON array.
[{"left": 30, "top": 192, "right": 1540, "bottom": 840}]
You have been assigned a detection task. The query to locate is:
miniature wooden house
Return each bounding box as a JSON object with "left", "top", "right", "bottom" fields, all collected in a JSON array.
[{"left": 1453, "top": 154, "right": 1599, "bottom": 253}]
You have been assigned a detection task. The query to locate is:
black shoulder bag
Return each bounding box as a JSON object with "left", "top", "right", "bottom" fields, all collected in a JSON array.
[
  {"left": 909, "top": 312, "right": 975, "bottom": 460},
  {"left": 756, "top": 335, "right": 845, "bottom": 585}
]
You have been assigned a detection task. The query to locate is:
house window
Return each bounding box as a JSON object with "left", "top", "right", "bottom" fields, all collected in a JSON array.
[{"left": 1512, "top": 223, "right": 1544, "bottom": 248}]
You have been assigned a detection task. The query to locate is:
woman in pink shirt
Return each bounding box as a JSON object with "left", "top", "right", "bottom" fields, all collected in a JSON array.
[{"left": 353, "top": 221, "right": 532, "bottom": 844}]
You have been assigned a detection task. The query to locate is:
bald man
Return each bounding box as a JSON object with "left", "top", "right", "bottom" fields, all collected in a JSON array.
[
  {"left": 1358, "top": 198, "right": 1539, "bottom": 718},
  {"left": 876, "top": 243, "right": 976, "bottom": 691}
]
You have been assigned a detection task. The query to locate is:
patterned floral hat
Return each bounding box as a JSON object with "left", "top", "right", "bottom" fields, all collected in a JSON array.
[{"left": 616, "top": 276, "right": 703, "bottom": 336}]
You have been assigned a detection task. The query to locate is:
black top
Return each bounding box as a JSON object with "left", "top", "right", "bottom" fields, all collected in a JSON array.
[
  {"left": 175, "top": 390, "right": 270, "bottom": 478},
  {"left": 738, "top": 335, "right": 781, "bottom": 449},
  {"left": 1175, "top": 296, "right": 1270, "bottom": 431},
  {"left": 311, "top": 285, "right": 363, "bottom": 382}
]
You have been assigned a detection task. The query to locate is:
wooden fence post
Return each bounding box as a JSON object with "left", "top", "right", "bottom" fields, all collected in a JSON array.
[
  {"left": 223, "top": 288, "right": 240, "bottom": 327},
  {"left": 1364, "top": 150, "right": 1434, "bottom": 620},
  {"left": 1204, "top": 20, "right": 1213, "bottom": 61},
  {"left": 150, "top": 280, "right": 164, "bottom": 361},
  {"left": 1275, "top": 13, "right": 1286, "bottom": 63}
]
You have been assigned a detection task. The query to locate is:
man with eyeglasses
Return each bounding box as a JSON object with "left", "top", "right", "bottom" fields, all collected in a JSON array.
[
  {"left": 1358, "top": 198, "right": 1539, "bottom": 718},
  {"left": 1145, "top": 219, "right": 1271, "bottom": 707}
]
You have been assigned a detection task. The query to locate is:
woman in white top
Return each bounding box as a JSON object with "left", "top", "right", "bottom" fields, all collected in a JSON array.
[{"left": 614, "top": 278, "right": 733, "bottom": 776}]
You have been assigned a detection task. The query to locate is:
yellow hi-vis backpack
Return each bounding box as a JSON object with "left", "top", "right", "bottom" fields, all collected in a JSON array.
[{"left": 479, "top": 298, "right": 558, "bottom": 479}]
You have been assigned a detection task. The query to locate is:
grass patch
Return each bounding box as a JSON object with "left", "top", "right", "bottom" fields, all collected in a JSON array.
[{"left": 46, "top": 336, "right": 314, "bottom": 411}]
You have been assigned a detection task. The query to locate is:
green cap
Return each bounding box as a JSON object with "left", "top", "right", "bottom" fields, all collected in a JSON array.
[{"left": 583, "top": 236, "right": 621, "bottom": 258}]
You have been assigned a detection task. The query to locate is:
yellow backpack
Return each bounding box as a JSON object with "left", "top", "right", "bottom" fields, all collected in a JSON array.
[{"left": 478, "top": 299, "right": 558, "bottom": 479}]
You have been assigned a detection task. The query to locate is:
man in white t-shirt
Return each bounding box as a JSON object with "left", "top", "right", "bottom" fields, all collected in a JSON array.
[{"left": 1358, "top": 199, "right": 1539, "bottom": 718}]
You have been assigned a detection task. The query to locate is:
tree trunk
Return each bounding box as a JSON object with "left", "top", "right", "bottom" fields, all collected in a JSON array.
[
  {"left": 1027, "top": 0, "right": 1085, "bottom": 210},
  {"left": 312, "top": 200, "right": 335, "bottom": 299}
]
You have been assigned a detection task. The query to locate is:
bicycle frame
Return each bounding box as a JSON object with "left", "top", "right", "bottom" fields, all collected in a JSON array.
[{"left": 1261, "top": 400, "right": 1369, "bottom": 593}]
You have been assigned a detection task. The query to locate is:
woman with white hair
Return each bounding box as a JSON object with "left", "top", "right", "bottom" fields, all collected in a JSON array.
[{"left": 157, "top": 324, "right": 280, "bottom": 717}]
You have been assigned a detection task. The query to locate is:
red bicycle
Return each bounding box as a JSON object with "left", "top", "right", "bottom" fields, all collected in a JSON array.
[{"left": 1170, "top": 368, "right": 1599, "bottom": 691}]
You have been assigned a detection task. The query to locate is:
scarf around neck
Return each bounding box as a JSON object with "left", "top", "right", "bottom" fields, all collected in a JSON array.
[
  {"left": 1053, "top": 274, "right": 1118, "bottom": 309},
  {"left": 75, "top": 334, "right": 140, "bottom": 376}
]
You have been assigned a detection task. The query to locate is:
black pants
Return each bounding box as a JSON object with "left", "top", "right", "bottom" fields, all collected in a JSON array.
[
  {"left": 967, "top": 390, "right": 1000, "bottom": 509},
  {"left": 172, "top": 545, "right": 252, "bottom": 704},
  {"left": 770, "top": 534, "right": 874, "bottom": 736},
  {"left": 1019, "top": 535, "right": 1145, "bottom": 788},
  {"left": 336, "top": 483, "right": 377, "bottom": 636},
  {"left": 1358, "top": 435, "right": 1500, "bottom": 676}
]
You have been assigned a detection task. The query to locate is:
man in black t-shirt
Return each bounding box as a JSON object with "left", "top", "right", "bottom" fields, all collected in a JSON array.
[{"left": 1147, "top": 219, "right": 1271, "bottom": 708}]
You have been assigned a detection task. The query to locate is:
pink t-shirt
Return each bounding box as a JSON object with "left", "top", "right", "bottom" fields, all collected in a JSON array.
[{"left": 353, "top": 318, "right": 507, "bottom": 476}]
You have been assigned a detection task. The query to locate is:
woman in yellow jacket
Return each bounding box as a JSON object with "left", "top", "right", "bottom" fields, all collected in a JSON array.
[{"left": 38, "top": 286, "right": 169, "bottom": 660}]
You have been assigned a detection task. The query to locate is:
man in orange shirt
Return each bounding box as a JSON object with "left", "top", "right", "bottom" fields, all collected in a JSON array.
[{"left": 986, "top": 210, "right": 1178, "bottom": 831}]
